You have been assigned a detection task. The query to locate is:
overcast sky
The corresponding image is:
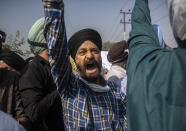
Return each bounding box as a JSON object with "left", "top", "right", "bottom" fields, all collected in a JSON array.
[{"left": 0, "top": 0, "right": 177, "bottom": 50}]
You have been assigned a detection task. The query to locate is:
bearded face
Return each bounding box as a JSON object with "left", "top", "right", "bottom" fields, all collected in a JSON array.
[{"left": 75, "top": 40, "right": 102, "bottom": 82}]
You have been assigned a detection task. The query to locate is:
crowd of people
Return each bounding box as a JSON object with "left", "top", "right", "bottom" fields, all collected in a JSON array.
[{"left": 0, "top": 0, "right": 186, "bottom": 130}]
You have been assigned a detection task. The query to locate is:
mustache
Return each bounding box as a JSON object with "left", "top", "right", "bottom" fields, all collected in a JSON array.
[
  {"left": 76, "top": 60, "right": 101, "bottom": 72},
  {"left": 84, "top": 60, "right": 100, "bottom": 68}
]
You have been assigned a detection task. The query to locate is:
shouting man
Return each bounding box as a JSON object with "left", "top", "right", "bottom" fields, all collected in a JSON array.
[{"left": 42, "top": 0, "right": 127, "bottom": 130}]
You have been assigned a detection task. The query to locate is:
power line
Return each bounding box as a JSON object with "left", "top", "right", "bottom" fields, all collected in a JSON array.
[
  {"left": 112, "top": 26, "right": 123, "bottom": 42},
  {"left": 105, "top": 13, "right": 121, "bottom": 41},
  {"left": 107, "top": 0, "right": 131, "bottom": 42},
  {"left": 150, "top": 1, "right": 166, "bottom": 15},
  {"left": 110, "top": 22, "right": 122, "bottom": 42},
  {"left": 122, "top": 0, "right": 130, "bottom": 10},
  {"left": 153, "top": 14, "right": 169, "bottom": 23},
  {"left": 151, "top": 3, "right": 164, "bottom": 12}
]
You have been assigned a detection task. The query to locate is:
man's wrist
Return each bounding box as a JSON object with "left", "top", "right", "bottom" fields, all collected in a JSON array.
[
  {"left": 42, "top": 0, "right": 64, "bottom": 11},
  {"left": 42, "top": 0, "right": 63, "bottom": 6}
]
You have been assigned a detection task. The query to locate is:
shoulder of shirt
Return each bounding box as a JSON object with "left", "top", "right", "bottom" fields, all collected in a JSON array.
[{"left": 29, "top": 56, "right": 49, "bottom": 69}]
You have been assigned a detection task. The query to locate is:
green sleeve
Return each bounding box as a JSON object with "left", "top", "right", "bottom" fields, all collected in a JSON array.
[
  {"left": 128, "top": 0, "right": 160, "bottom": 65},
  {"left": 127, "top": 0, "right": 186, "bottom": 131}
]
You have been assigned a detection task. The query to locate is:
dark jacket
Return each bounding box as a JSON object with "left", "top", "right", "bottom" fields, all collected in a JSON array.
[
  {"left": 19, "top": 56, "right": 64, "bottom": 131},
  {"left": 0, "top": 69, "right": 30, "bottom": 129}
]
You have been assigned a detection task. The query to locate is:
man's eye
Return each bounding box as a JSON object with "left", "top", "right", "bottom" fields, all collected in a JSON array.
[
  {"left": 79, "top": 51, "right": 86, "bottom": 55},
  {"left": 92, "top": 49, "right": 99, "bottom": 53}
]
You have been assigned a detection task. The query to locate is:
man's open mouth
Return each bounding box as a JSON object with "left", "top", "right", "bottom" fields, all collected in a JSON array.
[
  {"left": 85, "top": 62, "right": 99, "bottom": 74},
  {"left": 86, "top": 63, "right": 96, "bottom": 70}
]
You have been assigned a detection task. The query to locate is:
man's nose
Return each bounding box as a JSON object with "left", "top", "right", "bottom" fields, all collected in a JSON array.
[{"left": 86, "top": 51, "right": 93, "bottom": 60}]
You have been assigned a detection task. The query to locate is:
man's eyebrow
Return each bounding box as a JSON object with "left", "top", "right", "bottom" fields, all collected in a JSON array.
[
  {"left": 91, "top": 47, "right": 98, "bottom": 50},
  {"left": 79, "top": 48, "right": 87, "bottom": 50}
]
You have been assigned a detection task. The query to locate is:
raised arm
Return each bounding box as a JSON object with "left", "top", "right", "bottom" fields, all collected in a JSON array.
[
  {"left": 127, "top": 0, "right": 165, "bottom": 79},
  {"left": 42, "top": 0, "right": 71, "bottom": 93},
  {"left": 128, "top": 0, "right": 161, "bottom": 59}
]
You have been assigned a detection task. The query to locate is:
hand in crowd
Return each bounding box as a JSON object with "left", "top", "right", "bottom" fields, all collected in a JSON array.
[
  {"left": 0, "top": 60, "right": 20, "bottom": 74},
  {"left": 0, "top": 60, "right": 12, "bottom": 70},
  {"left": 17, "top": 117, "right": 31, "bottom": 131}
]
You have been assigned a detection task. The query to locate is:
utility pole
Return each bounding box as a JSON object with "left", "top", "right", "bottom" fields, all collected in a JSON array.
[{"left": 120, "top": 9, "right": 131, "bottom": 41}]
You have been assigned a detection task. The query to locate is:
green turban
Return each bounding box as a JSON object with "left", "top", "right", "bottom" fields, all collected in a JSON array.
[{"left": 28, "top": 17, "right": 47, "bottom": 55}]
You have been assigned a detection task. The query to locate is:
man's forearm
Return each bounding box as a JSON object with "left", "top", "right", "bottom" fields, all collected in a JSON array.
[
  {"left": 132, "top": 0, "right": 151, "bottom": 26},
  {"left": 129, "top": 0, "right": 159, "bottom": 47},
  {"left": 42, "top": 0, "right": 70, "bottom": 91},
  {"left": 42, "top": 0, "right": 65, "bottom": 57}
]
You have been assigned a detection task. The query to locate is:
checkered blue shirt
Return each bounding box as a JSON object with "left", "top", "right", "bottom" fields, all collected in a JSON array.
[{"left": 42, "top": 0, "right": 127, "bottom": 130}]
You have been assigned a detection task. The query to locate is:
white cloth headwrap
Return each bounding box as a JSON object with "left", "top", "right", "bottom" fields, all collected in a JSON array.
[{"left": 166, "top": 0, "right": 186, "bottom": 41}]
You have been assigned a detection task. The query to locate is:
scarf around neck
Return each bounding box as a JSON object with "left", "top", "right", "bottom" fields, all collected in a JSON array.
[{"left": 79, "top": 76, "right": 110, "bottom": 93}]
